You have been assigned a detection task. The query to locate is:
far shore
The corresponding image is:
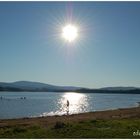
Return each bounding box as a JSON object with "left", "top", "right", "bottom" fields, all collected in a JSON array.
[{"left": 0, "top": 107, "right": 140, "bottom": 127}]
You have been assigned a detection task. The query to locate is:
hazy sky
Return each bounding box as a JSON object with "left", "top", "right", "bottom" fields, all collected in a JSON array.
[{"left": 0, "top": 2, "right": 140, "bottom": 88}]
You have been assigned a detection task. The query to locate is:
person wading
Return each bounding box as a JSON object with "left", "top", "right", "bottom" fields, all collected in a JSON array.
[{"left": 66, "top": 100, "right": 70, "bottom": 115}]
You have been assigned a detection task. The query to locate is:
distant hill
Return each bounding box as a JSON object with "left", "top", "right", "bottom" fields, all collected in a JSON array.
[
  {"left": 0, "top": 81, "right": 81, "bottom": 92},
  {"left": 0, "top": 81, "right": 140, "bottom": 93}
]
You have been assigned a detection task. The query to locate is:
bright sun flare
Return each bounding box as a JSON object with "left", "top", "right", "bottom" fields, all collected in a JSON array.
[{"left": 62, "top": 24, "right": 78, "bottom": 42}]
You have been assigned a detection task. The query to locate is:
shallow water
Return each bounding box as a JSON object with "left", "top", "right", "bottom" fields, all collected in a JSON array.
[{"left": 0, "top": 92, "right": 140, "bottom": 119}]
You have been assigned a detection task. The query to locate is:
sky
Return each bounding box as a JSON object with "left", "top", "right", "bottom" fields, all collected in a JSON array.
[{"left": 0, "top": 2, "right": 140, "bottom": 88}]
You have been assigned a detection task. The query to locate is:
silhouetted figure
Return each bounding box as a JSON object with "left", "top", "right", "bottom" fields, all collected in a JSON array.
[
  {"left": 137, "top": 102, "right": 140, "bottom": 107},
  {"left": 66, "top": 100, "right": 70, "bottom": 115},
  {"left": 0, "top": 96, "right": 2, "bottom": 100}
]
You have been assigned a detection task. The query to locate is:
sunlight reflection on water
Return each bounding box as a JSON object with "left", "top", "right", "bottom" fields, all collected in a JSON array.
[
  {"left": 1, "top": 92, "right": 140, "bottom": 119},
  {"left": 41, "top": 92, "right": 89, "bottom": 116}
]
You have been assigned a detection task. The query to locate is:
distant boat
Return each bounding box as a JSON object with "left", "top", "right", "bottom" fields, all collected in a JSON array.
[{"left": 20, "top": 97, "right": 26, "bottom": 99}]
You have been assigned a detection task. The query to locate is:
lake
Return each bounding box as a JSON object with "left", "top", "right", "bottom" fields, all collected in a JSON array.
[{"left": 0, "top": 92, "right": 140, "bottom": 119}]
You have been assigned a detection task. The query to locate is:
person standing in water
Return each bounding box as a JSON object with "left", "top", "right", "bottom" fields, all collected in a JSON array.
[{"left": 66, "top": 100, "right": 70, "bottom": 115}]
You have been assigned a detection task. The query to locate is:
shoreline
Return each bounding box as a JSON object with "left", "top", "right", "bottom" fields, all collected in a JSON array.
[
  {"left": 0, "top": 105, "right": 139, "bottom": 120},
  {"left": 0, "top": 107, "right": 140, "bottom": 127},
  {"left": 0, "top": 107, "right": 140, "bottom": 138}
]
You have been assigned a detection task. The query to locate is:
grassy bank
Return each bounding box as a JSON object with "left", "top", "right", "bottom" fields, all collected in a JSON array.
[
  {"left": 0, "top": 119, "right": 140, "bottom": 138},
  {"left": 0, "top": 107, "right": 140, "bottom": 138}
]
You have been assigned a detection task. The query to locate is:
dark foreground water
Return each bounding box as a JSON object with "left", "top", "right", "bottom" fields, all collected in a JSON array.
[{"left": 0, "top": 92, "right": 140, "bottom": 119}]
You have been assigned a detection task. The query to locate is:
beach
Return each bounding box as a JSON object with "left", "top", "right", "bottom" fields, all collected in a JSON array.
[
  {"left": 1, "top": 107, "right": 140, "bottom": 126},
  {"left": 0, "top": 107, "right": 140, "bottom": 138}
]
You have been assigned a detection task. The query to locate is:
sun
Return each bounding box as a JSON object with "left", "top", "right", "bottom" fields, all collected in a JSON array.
[{"left": 62, "top": 24, "right": 78, "bottom": 42}]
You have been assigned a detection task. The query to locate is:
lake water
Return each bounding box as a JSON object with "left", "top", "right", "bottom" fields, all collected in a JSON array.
[{"left": 0, "top": 92, "right": 140, "bottom": 119}]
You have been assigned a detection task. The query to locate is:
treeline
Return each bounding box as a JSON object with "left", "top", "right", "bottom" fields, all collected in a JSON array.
[
  {"left": 0, "top": 86, "right": 72, "bottom": 92},
  {"left": 0, "top": 86, "right": 23, "bottom": 91},
  {"left": 0, "top": 86, "right": 140, "bottom": 94},
  {"left": 75, "top": 88, "right": 140, "bottom": 94}
]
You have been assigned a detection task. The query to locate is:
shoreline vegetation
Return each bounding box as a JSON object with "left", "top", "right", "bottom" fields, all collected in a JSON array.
[
  {"left": 0, "top": 81, "right": 140, "bottom": 93},
  {"left": 0, "top": 107, "right": 140, "bottom": 138},
  {"left": 1, "top": 87, "right": 140, "bottom": 94}
]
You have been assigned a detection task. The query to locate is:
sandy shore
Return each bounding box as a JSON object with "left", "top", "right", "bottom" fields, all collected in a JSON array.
[{"left": 0, "top": 107, "right": 140, "bottom": 128}]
